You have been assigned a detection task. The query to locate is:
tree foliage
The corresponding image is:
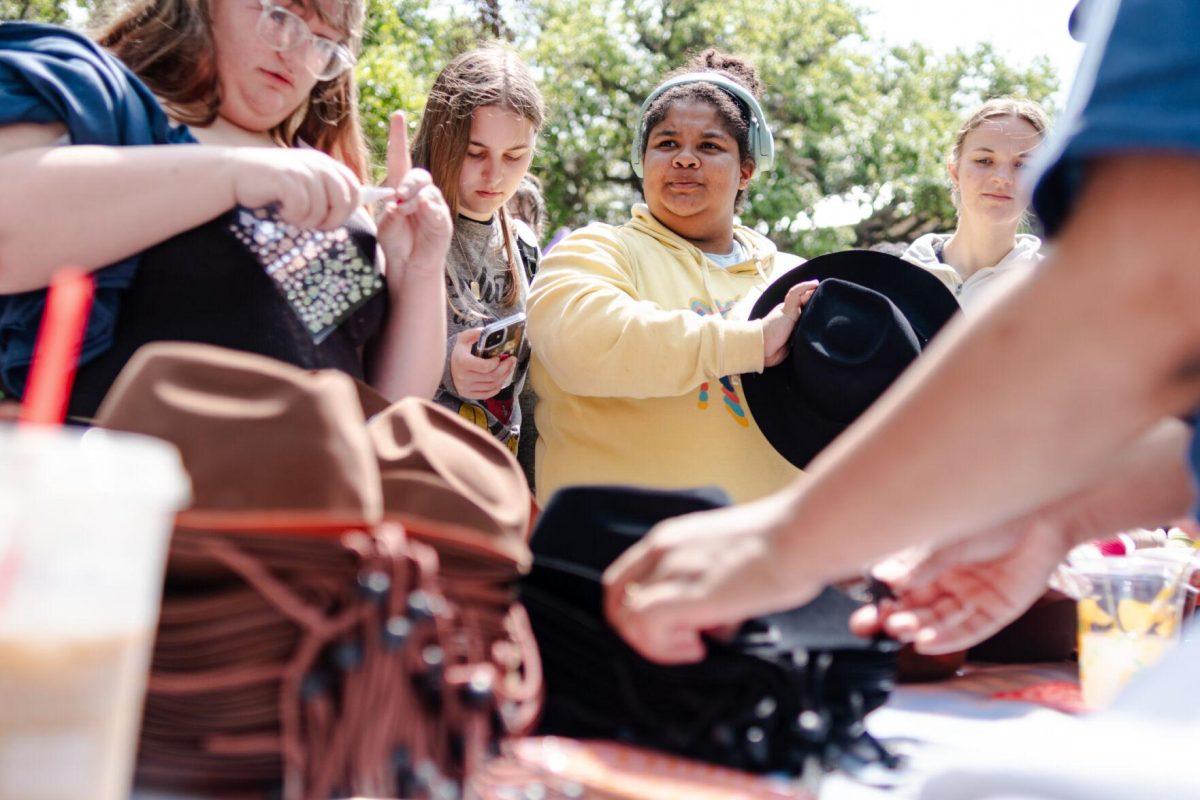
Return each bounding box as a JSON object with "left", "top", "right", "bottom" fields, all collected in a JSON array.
[
  {"left": 508, "top": 0, "right": 1058, "bottom": 253},
  {"left": 1, "top": 0, "right": 77, "bottom": 23},
  {"left": 11, "top": 0, "right": 1059, "bottom": 254}
]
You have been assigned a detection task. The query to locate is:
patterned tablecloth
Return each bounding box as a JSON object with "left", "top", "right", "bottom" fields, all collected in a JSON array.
[{"left": 134, "top": 662, "right": 1081, "bottom": 800}]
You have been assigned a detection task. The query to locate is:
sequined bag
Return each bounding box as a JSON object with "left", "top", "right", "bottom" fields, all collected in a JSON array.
[{"left": 229, "top": 207, "right": 385, "bottom": 344}]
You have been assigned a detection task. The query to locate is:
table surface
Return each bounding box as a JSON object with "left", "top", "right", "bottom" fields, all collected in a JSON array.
[
  {"left": 134, "top": 661, "right": 1080, "bottom": 800},
  {"left": 821, "top": 661, "right": 1079, "bottom": 799}
]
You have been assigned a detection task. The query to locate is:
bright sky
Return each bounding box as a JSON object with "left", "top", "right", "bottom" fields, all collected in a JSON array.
[
  {"left": 802, "top": 0, "right": 1086, "bottom": 228},
  {"left": 859, "top": 0, "right": 1086, "bottom": 101}
]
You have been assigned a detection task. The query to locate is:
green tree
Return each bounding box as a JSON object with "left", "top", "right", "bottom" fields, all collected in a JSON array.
[
  {"left": 513, "top": 0, "right": 1058, "bottom": 253},
  {"left": 355, "top": 0, "right": 476, "bottom": 175},
  {"left": 846, "top": 42, "right": 1058, "bottom": 249},
  {"left": 13, "top": 0, "right": 1058, "bottom": 253},
  {"left": 1, "top": 0, "right": 78, "bottom": 22}
]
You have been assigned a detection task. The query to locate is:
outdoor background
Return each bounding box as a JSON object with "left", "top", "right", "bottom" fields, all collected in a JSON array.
[{"left": 3, "top": 0, "right": 1081, "bottom": 255}]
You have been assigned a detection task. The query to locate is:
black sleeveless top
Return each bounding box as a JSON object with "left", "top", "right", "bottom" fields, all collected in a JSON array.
[{"left": 70, "top": 208, "right": 387, "bottom": 419}]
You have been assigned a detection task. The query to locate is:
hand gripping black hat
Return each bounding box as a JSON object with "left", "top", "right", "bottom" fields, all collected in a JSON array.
[
  {"left": 522, "top": 484, "right": 901, "bottom": 780},
  {"left": 742, "top": 250, "right": 960, "bottom": 468}
]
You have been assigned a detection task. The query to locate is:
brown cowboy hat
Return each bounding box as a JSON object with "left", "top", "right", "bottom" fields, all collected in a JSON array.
[
  {"left": 95, "top": 341, "right": 531, "bottom": 549},
  {"left": 94, "top": 343, "right": 538, "bottom": 796}
]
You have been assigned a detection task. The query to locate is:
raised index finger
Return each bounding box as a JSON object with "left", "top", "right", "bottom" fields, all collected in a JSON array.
[{"left": 385, "top": 111, "right": 412, "bottom": 189}]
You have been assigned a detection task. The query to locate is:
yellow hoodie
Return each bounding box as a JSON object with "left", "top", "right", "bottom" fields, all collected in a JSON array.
[{"left": 527, "top": 204, "right": 803, "bottom": 504}]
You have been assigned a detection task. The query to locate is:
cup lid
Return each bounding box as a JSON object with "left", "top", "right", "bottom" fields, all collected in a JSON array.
[{"left": 0, "top": 424, "right": 191, "bottom": 509}]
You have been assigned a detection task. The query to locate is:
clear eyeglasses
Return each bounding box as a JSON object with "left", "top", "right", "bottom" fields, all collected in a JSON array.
[{"left": 255, "top": 0, "right": 356, "bottom": 81}]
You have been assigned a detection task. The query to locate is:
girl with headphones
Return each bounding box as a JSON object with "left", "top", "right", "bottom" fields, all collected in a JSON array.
[{"left": 526, "top": 49, "right": 815, "bottom": 505}]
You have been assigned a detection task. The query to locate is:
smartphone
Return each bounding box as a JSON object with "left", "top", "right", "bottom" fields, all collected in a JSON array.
[{"left": 472, "top": 312, "right": 527, "bottom": 359}]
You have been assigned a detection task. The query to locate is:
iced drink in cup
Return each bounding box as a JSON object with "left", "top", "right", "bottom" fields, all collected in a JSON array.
[
  {"left": 1073, "top": 554, "right": 1192, "bottom": 710},
  {"left": 0, "top": 425, "right": 189, "bottom": 800}
]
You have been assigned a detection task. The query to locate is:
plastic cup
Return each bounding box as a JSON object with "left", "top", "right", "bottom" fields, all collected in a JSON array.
[
  {"left": 1073, "top": 554, "right": 1193, "bottom": 710},
  {"left": 0, "top": 424, "right": 190, "bottom": 800}
]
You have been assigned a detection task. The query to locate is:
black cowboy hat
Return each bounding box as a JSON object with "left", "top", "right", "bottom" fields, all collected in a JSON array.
[
  {"left": 742, "top": 250, "right": 960, "bottom": 469},
  {"left": 521, "top": 484, "right": 900, "bottom": 778}
]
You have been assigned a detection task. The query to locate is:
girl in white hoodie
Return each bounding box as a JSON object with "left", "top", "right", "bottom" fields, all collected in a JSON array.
[{"left": 903, "top": 99, "right": 1050, "bottom": 313}]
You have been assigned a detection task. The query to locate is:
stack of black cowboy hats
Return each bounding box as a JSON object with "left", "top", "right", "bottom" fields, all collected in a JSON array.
[
  {"left": 743, "top": 250, "right": 960, "bottom": 469},
  {"left": 521, "top": 484, "right": 901, "bottom": 782}
]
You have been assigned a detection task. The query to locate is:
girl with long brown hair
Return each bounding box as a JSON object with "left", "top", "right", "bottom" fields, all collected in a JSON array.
[
  {"left": 411, "top": 44, "right": 544, "bottom": 453},
  {"left": 0, "top": 0, "right": 451, "bottom": 418}
]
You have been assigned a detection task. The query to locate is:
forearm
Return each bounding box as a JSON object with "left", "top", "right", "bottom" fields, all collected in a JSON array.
[
  {"left": 529, "top": 286, "right": 764, "bottom": 397},
  {"left": 368, "top": 272, "right": 447, "bottom": 401},
  {"left": 1052, "top": 418, "right": 1195, "bottom": 545},
  {"left": 773, "top": 156, "right": 1200, "bottom": 579},
  {"left": 440, "top": 334, "right": 459, "bottom": 395},
  {"left": 0, "top": 144, "right": 238, "bottom": 291},
  {"left": 528, "top": 231, "right": 765, "bottom": 397}
]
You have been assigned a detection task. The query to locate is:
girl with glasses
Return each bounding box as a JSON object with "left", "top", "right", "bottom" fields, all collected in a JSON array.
[
  {"left": 411, "top": 46, "right": 545, "bottom": 457},
  {"left": 0, "top": 0, "right": 451, "bottom": 419}
]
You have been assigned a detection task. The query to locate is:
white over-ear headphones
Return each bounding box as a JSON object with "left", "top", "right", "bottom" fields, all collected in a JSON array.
[{"left": 630, "top": 72, "right": 776, "bottom": 179}]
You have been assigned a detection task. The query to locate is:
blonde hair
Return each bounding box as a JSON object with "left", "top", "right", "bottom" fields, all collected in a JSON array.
[
  {"left": 949, "top": 98, "right": 1049, "bottom": 212},
  {"left": 950, "top": 97, "right": 1050, "bottom": 163},
  {"left": 93, "top": 0, "right": 369, "bottom": 180},
  {"left": 412, "top": 44, "right": 545, "bottom": 316}
]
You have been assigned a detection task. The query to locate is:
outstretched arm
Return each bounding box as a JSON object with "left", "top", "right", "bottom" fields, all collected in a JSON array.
[
  {"left": 771, "top": 157, "right": 1200, "bottom": 576},
  {"left": 850, "top": 418, "right": 1195, "bottom": 654},
  {"left": 0, "top": 123, "right": 366, "bottom": 293},
  {"left": 606, "top": 156, "right": 1200, "bottom": 663}
]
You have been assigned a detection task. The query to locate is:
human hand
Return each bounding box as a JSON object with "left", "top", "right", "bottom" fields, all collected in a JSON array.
[
  {"left": 603, "top": 494, "right": 822, "bottom": 664},
  {"left": 761, "top": 280, "right": 819, "bottom": 367},
  {"left": 229, "top": 146, "right": 363, "bottom": 230},
  {"left": 849, "top": 512, "right": 1074, "bottom": 654},
  {"left": 451, "top": 328, "right": 518, "bottom": 400},
  {"left": 377, "top": 112, "right": 453, "bottom": 286}
]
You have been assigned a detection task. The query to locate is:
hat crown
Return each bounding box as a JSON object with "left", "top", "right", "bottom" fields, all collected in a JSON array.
[
  {"left": 822, "top": 315, "right": 869, "bottom": 357},
  {"left": 95, "top": 343, "right": 532, "bottom": 547},
  {"left": 791, "top": 279, "right": 920, "bottom": 424},
  {"left": 741, "top": 249, "right": 961, "bottom": 468},
  {"left": 804, "top": 280, "right": 893, "bottom": 364}
]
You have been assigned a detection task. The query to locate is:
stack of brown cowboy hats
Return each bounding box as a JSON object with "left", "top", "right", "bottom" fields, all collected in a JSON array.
[
  {"left": 94, "top": 342, "right": 539, "bottom": 799},
  {"left": 742, "top": 250, "right": 960, "bottom": 469}
]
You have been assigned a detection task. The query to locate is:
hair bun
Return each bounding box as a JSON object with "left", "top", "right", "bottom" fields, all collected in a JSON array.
[{"left": 682, "top": 48, "right": 763, "bottom": 99}]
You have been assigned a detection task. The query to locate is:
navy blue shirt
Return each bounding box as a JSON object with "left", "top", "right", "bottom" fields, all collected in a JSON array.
[
  {"left": 0, "top": 23, "right": 195, "bottom": 396},
  {"left": 1030, "top": 0, "right": 1200, "bottom": 518}
]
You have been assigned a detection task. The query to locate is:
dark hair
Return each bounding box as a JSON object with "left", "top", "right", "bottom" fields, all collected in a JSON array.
[{"left": 638, "top": 48, "right": 764, "bottom": 210}]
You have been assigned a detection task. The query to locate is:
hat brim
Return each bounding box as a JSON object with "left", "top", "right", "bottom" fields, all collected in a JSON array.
[{"left": 742, "top": 250, "right": 960, "bottom": 468}]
